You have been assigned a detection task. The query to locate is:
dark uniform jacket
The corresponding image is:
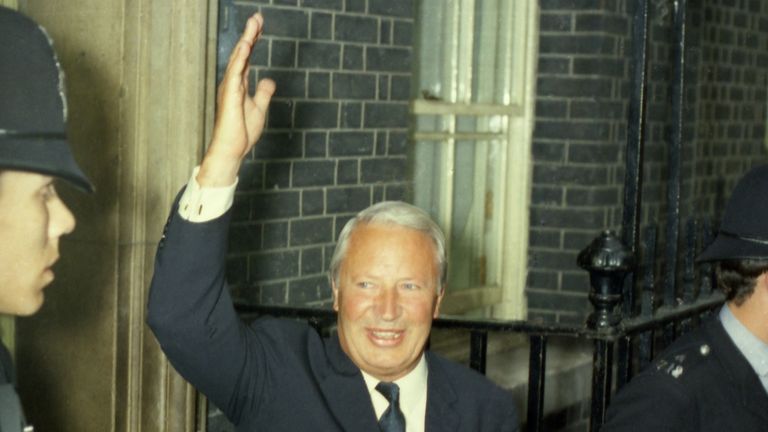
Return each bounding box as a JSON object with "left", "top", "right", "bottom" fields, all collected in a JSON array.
[
  {"left": 147, "top": 193, "right": 520, "bottom": 431},
  {"left": 0, "top": 342, "right": 25, "bottom": 432},
  {"left": 602, "top": 318, "right": 768, "bottom": 432}
]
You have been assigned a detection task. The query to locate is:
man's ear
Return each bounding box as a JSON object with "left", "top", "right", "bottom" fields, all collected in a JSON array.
[
  {"left": 433, "top": 285, "right": 445, "bottom": 319},
  {"left": 331, "top": 279, "right": 340, "bottom": 311}
]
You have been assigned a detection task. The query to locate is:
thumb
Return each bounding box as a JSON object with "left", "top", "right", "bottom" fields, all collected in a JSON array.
[{"left": 252, "top": 78, "right": 276, "bottom": 114}]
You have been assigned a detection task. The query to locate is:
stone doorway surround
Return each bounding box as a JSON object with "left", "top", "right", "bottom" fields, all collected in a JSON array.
[{"left": 5, "top": 0, "right": 218, "bottom": 430}]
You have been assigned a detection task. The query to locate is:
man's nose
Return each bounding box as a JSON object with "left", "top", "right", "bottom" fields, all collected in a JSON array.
[
  {"left": 50, "top": 195, "right": 76, "bottom": 238},
  {"left": 376, "top": 286, "right": 400, "bottom": 321}
]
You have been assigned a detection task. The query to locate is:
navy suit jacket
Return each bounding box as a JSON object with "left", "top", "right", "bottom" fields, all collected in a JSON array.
[
  {"left": 147, "top": 193, "right": 520, "bottom": 431},
  {"left": 602, "top": 318, "right": 768, "bottom": 432}
]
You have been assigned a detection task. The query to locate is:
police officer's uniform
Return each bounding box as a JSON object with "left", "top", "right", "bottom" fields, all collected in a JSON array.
[
  {"left": 603, "top": 166, "right": 768, "bottom": 431},
  {"left": 602, "top": 317, "right": 768, "bottom": 431},
  {"left": 0, "top": 343, "right": 26, "bottom": 432}
]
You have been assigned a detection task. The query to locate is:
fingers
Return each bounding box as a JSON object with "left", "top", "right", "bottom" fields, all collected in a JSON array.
[
  {"left": 225, "top": 13, "right": 262, "bottom": 65},
  {"left": 242, "top": 14, "right": 264, "bottom": 86},
  {"left": 222, "top": 13, "right": 264, "bottom": 95},
  {"left": 200, "top": 14, "right": 269, "bottom": 187}
]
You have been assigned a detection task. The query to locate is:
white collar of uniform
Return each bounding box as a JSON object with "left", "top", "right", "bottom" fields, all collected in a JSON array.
[
  {"left": 720, "top": 304, "right": 768, "bottom": 378},
  {"left": 360, "top": 354, "right": 429, "bottom": 424}
]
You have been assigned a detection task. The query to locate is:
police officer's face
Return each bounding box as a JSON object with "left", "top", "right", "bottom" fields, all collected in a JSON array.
[
  {"left": 0, "top": 171, "right": 75, "bottom": 315},
  {"left": 333, "top": 223, "right": 443, "bottom": 382}
]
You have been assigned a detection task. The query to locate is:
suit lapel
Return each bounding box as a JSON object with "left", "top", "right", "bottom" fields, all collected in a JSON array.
[
  {"left": 425, "top": 353, "right": 460, "bottom": 432},
  {"left": 311, "top": 334, "right": 380, "bottom": 432},
  {"left": 705, "top": 320, "right": 768, "bottom": 423}
]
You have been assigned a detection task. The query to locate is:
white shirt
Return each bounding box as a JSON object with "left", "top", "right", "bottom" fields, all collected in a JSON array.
[
  {"left": 177, "top": 167, "right": 238, "bottom": 222},
  {"left": 360, "top": 355, "right": 429, "bottom": 432},
  {"left": 177, "top": 167, "right": 431, "bottom": 428},
  {"left": 719, "top": 305, "right": 768, "bottom": 394}
]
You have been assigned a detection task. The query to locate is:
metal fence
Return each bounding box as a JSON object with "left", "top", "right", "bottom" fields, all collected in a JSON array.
[{"left": 234, "top": 0, "right": 724, "bottom": 431}]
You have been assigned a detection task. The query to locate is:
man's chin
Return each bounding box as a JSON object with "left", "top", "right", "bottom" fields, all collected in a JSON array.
[
  {"left": 15, "top": 291, "right": 45, "bottom": 316},
  {"left": 18, "top": 301, "right": 44, "bottom": 316}
]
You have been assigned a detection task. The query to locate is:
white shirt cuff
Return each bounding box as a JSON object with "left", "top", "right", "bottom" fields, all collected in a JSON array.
[{"left": 178, "top": 166, "right": 238, "bottom": 223}]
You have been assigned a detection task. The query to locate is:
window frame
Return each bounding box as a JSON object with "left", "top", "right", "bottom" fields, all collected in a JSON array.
[{"left": 410, "top": 0, "right": 539, "bottom": 319}]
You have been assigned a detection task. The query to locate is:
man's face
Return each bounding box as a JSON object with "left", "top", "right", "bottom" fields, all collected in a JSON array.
[
  {"left": 0, "top": 171, "right": 76, "bottom": 315},
  {"left": 333, "top": 222, "right": 443, "bottom": 382}
]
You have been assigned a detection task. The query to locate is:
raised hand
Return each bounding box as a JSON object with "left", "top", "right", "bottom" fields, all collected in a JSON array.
[{"left": 198, "top": 13, "right": 276, "bottom": 187}]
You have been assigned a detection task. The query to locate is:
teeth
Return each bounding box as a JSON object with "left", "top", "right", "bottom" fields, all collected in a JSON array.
[{"left": 371, "top": 331, "right": 400, "bottom": 339}]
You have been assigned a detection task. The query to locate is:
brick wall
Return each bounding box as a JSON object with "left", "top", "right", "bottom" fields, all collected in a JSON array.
[
  {"left": 528, "top": 0, "right": 630, "bottom": 324},
  {"left": 224, "top": 0, "right": 415, "bottom": 309},
  {"left": 527, "top": 0, "right": 768, "bottom": 325},
  {"left": 690, "top": 0, "right": 768, "bottom": 215}
]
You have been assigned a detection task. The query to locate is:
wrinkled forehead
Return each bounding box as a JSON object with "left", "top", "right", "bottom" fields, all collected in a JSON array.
[{"left": 344, "top": 223, "right": 440, "bottom": 274}]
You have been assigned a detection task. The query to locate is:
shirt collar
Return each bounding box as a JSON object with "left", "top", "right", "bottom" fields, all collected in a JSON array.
[
  {"left": 720, "top": 305, "right": 768, "bottom": 378},
  {"left": 360, "top": 354, "right": 429, "bottom": 397},
  {"left": 360, "top": 354, "right": 429, "bottom": 422}
]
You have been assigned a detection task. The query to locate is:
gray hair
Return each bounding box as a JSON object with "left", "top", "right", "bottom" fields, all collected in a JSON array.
[{"left": 329, "top": 201, "right": 447, "bottom": 293}]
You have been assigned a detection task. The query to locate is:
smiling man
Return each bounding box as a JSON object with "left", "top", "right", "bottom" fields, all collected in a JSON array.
[
  {"left": 147, "top": 13, "right": 518, "bottom": 432},
  {"left": 332, "top": 216, "right": 444, "bottom": 384},
  {"left": 0, "top": 6, "right": 93, "bottom": 431}
]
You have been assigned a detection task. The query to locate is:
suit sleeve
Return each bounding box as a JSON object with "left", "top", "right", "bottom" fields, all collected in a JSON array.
[
  {"left": 146, "top": 191, "right": 268, "bottom": 425},
  {"left": 601, "top": 372, "right": 695, "bottom": 432}
]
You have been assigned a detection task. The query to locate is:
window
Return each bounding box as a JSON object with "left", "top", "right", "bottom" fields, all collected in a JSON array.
[{"left": 411, "top": 0, "right": 538, "bottom": 319}]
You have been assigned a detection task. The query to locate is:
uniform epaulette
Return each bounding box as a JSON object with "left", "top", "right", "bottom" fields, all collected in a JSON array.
[{"left": 653, "top": 341, "right": 712, "bottom": 379}]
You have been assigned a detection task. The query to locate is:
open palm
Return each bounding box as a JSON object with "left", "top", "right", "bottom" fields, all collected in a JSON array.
[{"left": 199, "top": 13, "right": 275, "bottom": 187}]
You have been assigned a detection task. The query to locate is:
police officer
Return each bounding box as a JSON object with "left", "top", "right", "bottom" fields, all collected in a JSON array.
[
  {"left": 0, "top": 7, "right": 93, "bottom": 431},
  {"left": 602, "top": 165, "right": 768, "bottom": 431}
]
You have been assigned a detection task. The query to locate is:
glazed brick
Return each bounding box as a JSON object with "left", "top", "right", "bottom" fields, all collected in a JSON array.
[
  {"left": 335, "top": 15, "right": 378, "bottom": 43},
  {"left": 263, "top": 222, "right": 289, "bottom": 249},
  {"left": 333, "top": 73, "right": 377, "bottom": 99},
  {"left": 368, "top": 0, "right": 414, "bottom": 17},
  {"left": 260, "top": 7, "right": 309, "bottom": 38},
  {"left": 298, "top": 41, "right": 341, "bottom": 69},
  {"left": 366, "top": 46, "right": 411, "bottom": 72},
  {"left": 336, "top": 159, "right": 359, "bottom": 184},
  {"left": 329, "top": 131, "right": 374, "bottom": 156},
  {"left": 301, "top": 246, "right": 324, "bottom": 275},
  {"left": 302, "top": 189, "right": 325, "bottom": 215},
  {"left": 364, "top": 103, "right": 408, "bottom": 128},
  {"left": 292, "top": 160, "right": 336, "bottom": 186},
  {"left": 360, "top": 157, "right": 407, "bottom": 182},
  {"left": 295, "top": 101, "right": 339, "bottom": 128},
  {"left": 290, "top": 217, "right": 334, "bottom": 246},
  {"left": 248, "top": 250, "right": 299, "bottom": 281},
  {"left": 326, "top": 186, "right": 371, "bottom": 213}
]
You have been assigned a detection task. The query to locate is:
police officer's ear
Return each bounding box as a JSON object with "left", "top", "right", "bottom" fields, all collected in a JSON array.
[{"left": 755, "top": 272, "right": 768, "bottom": 299}]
